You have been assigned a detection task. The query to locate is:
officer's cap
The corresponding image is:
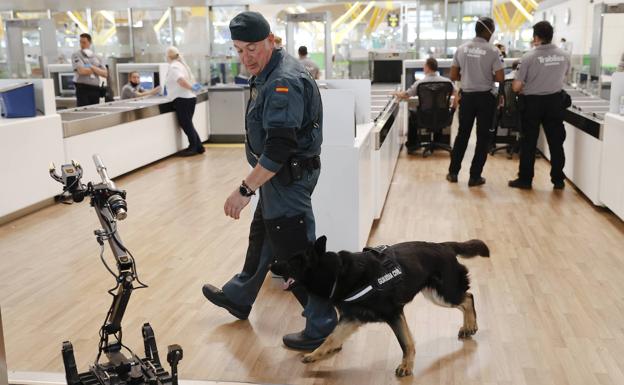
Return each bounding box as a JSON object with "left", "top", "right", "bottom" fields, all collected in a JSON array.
[{"left": 229, "top": 12, "right": 271, "bottom": 43}]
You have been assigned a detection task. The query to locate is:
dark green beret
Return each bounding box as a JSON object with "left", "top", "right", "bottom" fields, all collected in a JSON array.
[{"left": 229, "top": 11, "right": 271, "bottom": 42}]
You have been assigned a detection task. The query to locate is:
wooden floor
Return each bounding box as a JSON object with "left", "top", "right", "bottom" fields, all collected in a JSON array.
[{"left": 1, "top": 144, "right": 624, "bottom": 385}]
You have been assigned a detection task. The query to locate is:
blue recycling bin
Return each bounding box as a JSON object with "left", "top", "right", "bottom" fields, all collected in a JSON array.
[{"left": 0, "top": 82, "right": 36, "bottom": 118}]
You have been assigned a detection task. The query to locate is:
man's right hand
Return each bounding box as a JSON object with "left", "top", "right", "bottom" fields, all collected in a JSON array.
[{"left": 392, "top": 91, "right": 410, "bottom": 100}]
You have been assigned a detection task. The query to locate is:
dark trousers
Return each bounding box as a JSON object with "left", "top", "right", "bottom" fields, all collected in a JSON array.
[
  {"left": 222, "top": 167, "right": 337, "bottom": 339},
  {"left": 406, "top": 110, "right": 420, "bottom": 150},
  {"left": 449, "top": 91, "right": 496, "bottom": 178},
  {"left": 517, "top": 93, "right": 566, "bottom": 184},
  {"left": 75, "top": 83, "right": 101, "bottom": 107},
  {"left": 173, "top": 97, "right": 202, "bottom": 151}
]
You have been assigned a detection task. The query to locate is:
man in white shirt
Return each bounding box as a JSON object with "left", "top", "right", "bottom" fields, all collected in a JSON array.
[{"left": 395, "top": 58, "right": 458, "bottom": 154}]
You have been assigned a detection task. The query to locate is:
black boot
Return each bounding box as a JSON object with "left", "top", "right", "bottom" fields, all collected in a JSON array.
[
  {"left": 282, "top": 330, "right": 325, "bottom": 351},
  {"left": 468, "top": 177, "right": 486, "bottom": 187},
  {"left": 508, "top": 178, "right": 532, "bottom": 190},
  {"left": 202, "top": 284, "right": 251, "bottom": 320}
]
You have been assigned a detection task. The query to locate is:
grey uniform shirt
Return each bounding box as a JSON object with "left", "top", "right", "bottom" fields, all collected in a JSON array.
[
  {"left": 121, "top": 83, "right": 146, "bottom": 99},
  {"left": 452, "top": 37, "right": 504, "bottom": 93},
  {"left": 516, "top": 44, "right": 570, "bottom": 95},
  {"left": 406, "top": 72, "right": 455, "bottom": 97},
  {"left": 299, "top": 57, "right": 320, "bottom": 79},
  {"left": 71, "top": 49, "right": 105, "bottom": 87}
]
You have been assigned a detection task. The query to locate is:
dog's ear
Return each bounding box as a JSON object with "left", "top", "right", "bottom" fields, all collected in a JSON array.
[{"left": 314, "top": 236, "right": 327, "bottom": 256}]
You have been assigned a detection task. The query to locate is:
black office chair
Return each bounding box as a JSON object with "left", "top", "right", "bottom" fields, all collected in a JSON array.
[
  {"left": 414, "top": 81, "right": 455, "bottom": 157},
  {"left": 490, "top": 79, "right": 521, "bottom": 159}
]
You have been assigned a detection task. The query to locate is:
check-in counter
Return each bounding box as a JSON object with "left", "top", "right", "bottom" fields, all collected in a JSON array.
[
  {"left": 600, "top": 113, "right": 624, "bottom": 220},
  {"left": 314, "top": 80, "right": 402, "bottom": 252},
  {"left": 314, "top": 87, "right": 374, "bottom": 253},
  {"left": 60, "top": 92, "right": 210, "bottom": 181},
  {"left": 370, "top": 85, "right": 402, "bottom": 219},
  {"left": 538, "top": 89, "right": 609, "bottom": 205},
  {"left": 1, "top": 81, "right": 210, "bottom": 222},
  {"left": 0, "top": 79, "right": 64, "bottom": 221}
]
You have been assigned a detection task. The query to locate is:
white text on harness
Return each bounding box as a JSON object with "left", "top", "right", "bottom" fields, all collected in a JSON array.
[{"left": 377, "top": 268, "right": 402, "bottom": 285}]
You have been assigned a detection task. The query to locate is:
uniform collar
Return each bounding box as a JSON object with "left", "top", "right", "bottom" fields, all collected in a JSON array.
[
  {"left": 535, "top": 43, "right": 555, "bottom": 50},
  {"left": 425, "top": 72, "right": 438, "bottom": 77},
  {"left": 473, "top": 36, "right": 489, "bottom": 43},
  {"left": 252, "top": 48, "right": 283, "bottom": 85}
]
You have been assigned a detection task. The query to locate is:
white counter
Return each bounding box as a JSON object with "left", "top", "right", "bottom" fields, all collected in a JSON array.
[
  {"left": 0, "top": 114, "right": 64, "bottom": 218},
  {"left": 65, "top": 100, "right": 210, "bottom": 181},
  {"left": 538, "top": 113, "right": 603, "bottom": 205},
  {"left": 600, "top": 113, "right": 624, "bottom": 220},
  {"left": 313, "top": 88, "right": 375, "bottom": 252},
  {"left": 1, "top": 94, "right": 210, "bottom": 221}
]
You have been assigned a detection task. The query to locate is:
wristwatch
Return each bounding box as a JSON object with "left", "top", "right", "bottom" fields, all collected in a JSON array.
[{"left": 239, "top": 180, "right": 255, "bottom": 197}]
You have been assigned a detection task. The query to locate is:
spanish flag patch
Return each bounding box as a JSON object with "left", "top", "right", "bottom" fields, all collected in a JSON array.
[{"left": 275, "top": 86, "right": 289, "bottom": 93}]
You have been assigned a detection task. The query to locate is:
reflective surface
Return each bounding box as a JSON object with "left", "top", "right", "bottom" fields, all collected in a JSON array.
[{"left": 59, "top": 92, "right": 208, "bottom": 137}]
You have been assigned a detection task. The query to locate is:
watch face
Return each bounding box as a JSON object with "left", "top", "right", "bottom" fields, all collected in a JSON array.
[{"left": 239, "top": 186, "right": 248, "bottom": 196}]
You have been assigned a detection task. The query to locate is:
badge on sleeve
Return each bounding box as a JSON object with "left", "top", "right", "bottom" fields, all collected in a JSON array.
[{"left": 275, "top": 86, "right": 289, "bottom": 93}]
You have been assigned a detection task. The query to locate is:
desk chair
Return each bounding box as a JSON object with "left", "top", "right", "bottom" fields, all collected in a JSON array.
[
  {"left": 490, "top": 79, "right": 521, "bottom": 159},
  {"left": 414, "top": 81, "right": 455, "bottom": 157}
]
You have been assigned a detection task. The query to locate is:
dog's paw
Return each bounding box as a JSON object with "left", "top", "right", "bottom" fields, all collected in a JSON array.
[
  {"left": 302, "top": 353, "right": 317, "bottom": 363},
  {"left": 395, "top": 363, "right": 413, "bottom": 377},
  {"left": 458, "top": 325, "right": 478, "bottom": 339}
]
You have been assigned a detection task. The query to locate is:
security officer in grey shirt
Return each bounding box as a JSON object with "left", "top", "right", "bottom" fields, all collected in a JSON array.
[
  {"left": 447, "top": 17, "right": 505, "bottom": 187},
  {"left": 71, "top": 33, "right": 108, "bottom": 107},
  {"left": 509, "top": 21, "right": 571, "bottom": 190},
  {"left": 202, "top": 11, "right": 337, "bottom": 351}
]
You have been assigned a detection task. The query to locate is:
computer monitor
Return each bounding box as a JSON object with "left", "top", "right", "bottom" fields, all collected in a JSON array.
[
  {"left": 413, "top": 70, "right": 426, "bottom": 80},
  {"left": 405, "top": 68, "right": 426, "bottom": 90},
  {"left": 58, "top": 73, "right": 75, "bottom": 95},
  {"left": 139, "top": 72, "right": 154, "bottom": 90}
]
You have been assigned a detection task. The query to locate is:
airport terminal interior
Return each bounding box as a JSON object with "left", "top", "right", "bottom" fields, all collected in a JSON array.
[{"left": 1, "top": 1, "right": 624, "bottom": 385}]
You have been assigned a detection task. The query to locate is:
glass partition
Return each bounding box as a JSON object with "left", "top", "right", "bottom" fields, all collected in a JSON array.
[
  {"left": 131, "top": 8, "right": 172, "bottom": 63},
  {"left": 0, "top": 12, "right": 12, "bottom": 75},
  {"left": 209, "top": 6, "right": 246, "bottom": 84},
  {"left": 92, "top": 10, "right": 132, "bottom": 59},
  {"left": 173, "top": 7, "right": 210, "bottom": 84},
  {"left": 417, "top": 0, "right": 447, "bottom": 58},
  {"left": 51, "top": 10, "right": 88, "bottom": 64}
]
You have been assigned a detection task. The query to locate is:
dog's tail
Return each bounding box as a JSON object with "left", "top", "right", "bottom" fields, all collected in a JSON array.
[{"left": 442, "top": 239, "right": 490, "bottom": 258}]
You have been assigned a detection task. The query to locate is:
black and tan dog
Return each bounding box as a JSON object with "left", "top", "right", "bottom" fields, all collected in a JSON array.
[{"left": 271, "top": 236, "right": 489, "bottom": 377}]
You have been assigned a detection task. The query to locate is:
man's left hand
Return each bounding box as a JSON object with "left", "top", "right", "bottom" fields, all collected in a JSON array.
[{"left": 224, "top": 189, "right": 251, "bottom": 220}]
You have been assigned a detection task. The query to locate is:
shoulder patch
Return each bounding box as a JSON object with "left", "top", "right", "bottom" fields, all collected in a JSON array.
[{"left": 275, "top": 86, "right": 289, "bottom": 93}]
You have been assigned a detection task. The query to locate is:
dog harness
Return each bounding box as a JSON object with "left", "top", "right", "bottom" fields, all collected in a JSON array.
[{"left": 331, "top": 245, "right": 404, "bottom": 303}]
